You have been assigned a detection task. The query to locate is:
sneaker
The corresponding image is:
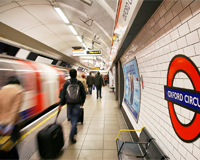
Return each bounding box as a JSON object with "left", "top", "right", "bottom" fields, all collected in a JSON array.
[
  {"left": 71, "top": 138, "right": 76, "bottom": 143},
  {"left": 100, "top": 97, "right": 102, "bottom": 98}
]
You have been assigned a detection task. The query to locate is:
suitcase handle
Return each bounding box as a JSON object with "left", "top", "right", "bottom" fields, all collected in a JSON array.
[{"left": 54, "top": 109, "right": 61, "bottom": 124}]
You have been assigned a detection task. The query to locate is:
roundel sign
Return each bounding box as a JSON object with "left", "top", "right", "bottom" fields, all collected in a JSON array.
[{"left": 164, "top": 55, "right": 200, "bottom": 142}]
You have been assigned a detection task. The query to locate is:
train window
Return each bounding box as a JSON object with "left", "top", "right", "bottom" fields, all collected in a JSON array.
[
  {"left": 0, "top": 62, "right": 17, "bottom": 89},
  {"left": 0, "top": 60, "right": 35, "bottom": 91}
]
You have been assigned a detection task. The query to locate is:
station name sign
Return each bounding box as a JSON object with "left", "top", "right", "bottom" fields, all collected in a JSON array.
[
  {"left": 164, "top": 86, "right": 200, "bottom": 113},
  {"left": 73, "top": 50, "right": 102, "bottom": 56}
]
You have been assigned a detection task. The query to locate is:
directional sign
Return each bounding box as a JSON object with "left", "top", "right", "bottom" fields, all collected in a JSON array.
[
  {"left": 73, "top": 50, "right": 102, "bottom": 56},
  {"left": 86, "top": 50, "right": 101, "bottom": 55}
]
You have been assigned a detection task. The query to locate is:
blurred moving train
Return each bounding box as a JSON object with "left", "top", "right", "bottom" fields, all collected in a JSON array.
[{"left": 0, "top": 56, "right": 84, "bottom": 127}]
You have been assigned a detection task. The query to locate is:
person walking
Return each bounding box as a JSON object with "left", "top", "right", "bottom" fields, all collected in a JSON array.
[
  {"left": 94, "top": 72, "right": 103, "bottom": 99},
  {"left": 80, "top": 74, "right": 87, "bottom": 93},
  {"left": 86, "top": 72, "right": 94, "bottom": 95},
  {"left": 0, "top": 76, "right": 24, "bottom": 159},
  {"left": 58, "top": 69, "right": 86, "bottom": 143}
]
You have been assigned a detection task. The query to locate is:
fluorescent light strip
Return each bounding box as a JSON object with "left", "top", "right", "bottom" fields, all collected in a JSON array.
[
  {"left": 54, "top": 7, "right": 69, "bottom": 23},
  {"left": 83, "top": 43, "right": 86, "bottom": 48},
  {"left": 68, "top": 25, "right": 78, "bottom": 35},
  {"left": 76, "top": 36, "right": 82, "bottom": 42}
]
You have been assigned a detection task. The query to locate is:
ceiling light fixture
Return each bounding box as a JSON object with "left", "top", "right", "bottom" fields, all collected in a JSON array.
[
  {"left": 68, "top": 25, "right": 78, "bottom": 35},
  {"left": 82, "top": 43, "right": 86, "bottom": 48},
  {"left": 76, "top": 36, "right": 82, "bottom": 42},
  {"left": 54, "top": 7, "right": 69, "bottom": 23},
  {"left": 80, "top": 0, "right": 93, "bottom": 6}
]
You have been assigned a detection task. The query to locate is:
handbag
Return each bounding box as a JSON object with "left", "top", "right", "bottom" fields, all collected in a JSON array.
[{"left": 93, "top": 85, "right": 95, "bottom": 90}]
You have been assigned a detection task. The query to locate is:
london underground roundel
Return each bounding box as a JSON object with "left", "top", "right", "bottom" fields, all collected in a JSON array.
[{"left": 164, "top": 55, "right": 200, "bottom": 142}]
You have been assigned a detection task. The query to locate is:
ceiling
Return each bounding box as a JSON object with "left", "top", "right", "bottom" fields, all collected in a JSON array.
[{"left": 0, "top": 0, "right": 118, "bottom": 69}]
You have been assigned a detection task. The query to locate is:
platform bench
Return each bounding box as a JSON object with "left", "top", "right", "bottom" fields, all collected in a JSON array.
[
  {"left": 116, "top": 127, "right": 169, "bottom": 160},
  {"left": 109, "top": 87, "right": 115, "bottom": 92}
]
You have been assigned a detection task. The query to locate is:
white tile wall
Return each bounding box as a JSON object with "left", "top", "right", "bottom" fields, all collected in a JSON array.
[
  {"left": 184, "top": 45, "right": 195, "bottom": 57},
  {"left": 177, "top": 36, "right": 187, "bottom": 48},
  {"left": 121, "top": 1, "right": 200, "bottom": 159},
  {"left": 180, "top": 0, "right": 194, "bottom": 9},
  {"left": 179, "top": 6, "right": 192, "bottom": 24},
  {"left": 193, "top": 145, "right": 200, "bottom": 159},
  {"left": 164, "top": 22, "right": 173, "bottom": 34},
  {"left": 172, "top": 1, "right": 183, "bottom": 17},
  {"left": 178, "top": 23, "right": 190, "bottom": 37},
  {"left": 188, "top": 13, "right": 200, "bottom": 31},
  {"left": 164, "top": 45, "right": 171, "bottom": 53},
  {"left": 178, "top": 143, "right": 187, "bottom": 157},
  {"left": 170, "top": 41, "right": 178, "bottom": 51},
  {"left": 190, "top": 0, "right": 200, "bottom": 16},
  {"left": 186, "top": 30, "right": 199, "bottom": 45},
  {"left": 165, "top": 9, "right": 174, "bottom": 24},
  {"left": 186, "top": 151, "right": 197, "bottom": 160},
  {"left": 171, "top": 16, "right": 181, "bottom": 29},
  {"left": 158, "top": 3, "right": 167, "bottom": 17},
  {"left": 170, "top": 29, "right": 180, "bottom": 41},
  {"left": 164, "top": 0, "right": 175, "bottom": 11},
  {"left": 173, "top": 149, "right": 181, "bottom": 160}
]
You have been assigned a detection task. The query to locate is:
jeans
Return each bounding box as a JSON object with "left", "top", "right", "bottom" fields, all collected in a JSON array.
[
  {"left": 96, "top": 86, "right": 102, "bottom": 98},
  {"left": 67, "top": 106, "right": 71, "bottom": 119},
  {"left": 88, "top": 85, "right": 92, "bottom": 94},
  {"left": 67, "top": 103, "right": 80, "bottom": 139}
]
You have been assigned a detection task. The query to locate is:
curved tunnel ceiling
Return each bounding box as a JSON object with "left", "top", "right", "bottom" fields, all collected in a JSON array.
[{"left": 0, "top": 0, "right": 118, "bottom": 68}]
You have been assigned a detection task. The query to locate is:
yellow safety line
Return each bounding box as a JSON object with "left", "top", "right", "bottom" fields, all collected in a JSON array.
[
  {"left": 115, "top": 126, "right": 146, "bottom": 141},
  {"left": 16, "top": 105, "right": 66, "bottom": 143}
]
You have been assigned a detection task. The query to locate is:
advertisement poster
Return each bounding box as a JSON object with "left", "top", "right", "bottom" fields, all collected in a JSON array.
[{"left": 123, "top": 58, "right": 141, "bottom": 122}]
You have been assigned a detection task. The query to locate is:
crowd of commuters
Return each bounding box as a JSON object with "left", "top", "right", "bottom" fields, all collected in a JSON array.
[{"left": 0, "top": 70, "right": 109, "bottom": 159}]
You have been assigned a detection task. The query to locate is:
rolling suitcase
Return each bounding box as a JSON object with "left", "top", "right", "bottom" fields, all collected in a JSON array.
[
  {"left": 78, "top": 108, "right": 84, "bottom": 124},
  {"left": 37, "top": 109, "right": 64, "bottom": 159}
]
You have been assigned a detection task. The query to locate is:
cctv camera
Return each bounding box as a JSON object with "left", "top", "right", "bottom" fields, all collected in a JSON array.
[{"left": 92, "top": 39, "right": 101, "bottom": 45}]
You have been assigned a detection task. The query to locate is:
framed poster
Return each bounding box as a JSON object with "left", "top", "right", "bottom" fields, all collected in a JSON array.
[{"left": 123, "top": 57, "right": 141, "bottom": 122}]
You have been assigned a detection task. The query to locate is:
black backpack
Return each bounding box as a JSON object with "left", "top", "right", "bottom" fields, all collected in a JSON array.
[{"left": 65, "top": 80, "right": 81, "bottom": 103}]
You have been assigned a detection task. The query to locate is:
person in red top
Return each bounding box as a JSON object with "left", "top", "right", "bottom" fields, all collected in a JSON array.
[{"left": 104, "top": 75, "right": 108, "bottom": 85}]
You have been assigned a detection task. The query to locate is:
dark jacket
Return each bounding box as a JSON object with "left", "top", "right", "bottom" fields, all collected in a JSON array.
[
  {"left": 59, "top": 78, "right": 86, "bottom": 105},
  {"left": 86, "top": 75, "right": 94, "bottom": 86},
  {"left": 94, "top": 74, "right": 103, "bottom": 87}
]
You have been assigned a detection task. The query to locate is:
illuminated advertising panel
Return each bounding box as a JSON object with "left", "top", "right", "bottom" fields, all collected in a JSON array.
[{"left": 123, "top": 57, "right": 141, "bottom": 122}]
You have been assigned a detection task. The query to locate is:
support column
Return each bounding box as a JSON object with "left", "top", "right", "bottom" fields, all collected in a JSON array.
[
  {"left": 115, "top": 62, "right": 118, "bottom": 101},
  {"left": 118, "top": 60, "right": 124, "bottom": 108}
]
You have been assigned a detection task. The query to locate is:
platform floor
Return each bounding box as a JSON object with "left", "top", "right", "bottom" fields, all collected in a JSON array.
[{"left": 17, "top": 86, "right": 132, "bottom": 160}]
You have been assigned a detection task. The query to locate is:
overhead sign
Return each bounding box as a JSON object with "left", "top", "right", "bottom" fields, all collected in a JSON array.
[
  {"left": 73, "top": 50, "right": 85, "bottom": 56},
  {"left": 73, "top": 50, "right": 102, "bottom": 56},
  {"left": 164, "top": 55, "right": 200, "bottom": 142},
  {"left": 86, "top": 50, "right": 101, "bottom": 55},
  {"left": 91, "top": 67, "right": 100, "bottom": 70}
]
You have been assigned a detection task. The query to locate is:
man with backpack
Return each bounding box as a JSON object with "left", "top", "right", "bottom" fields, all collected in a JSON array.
[{"left": 59, "top": 69, "right": 86, "bottom": 143}]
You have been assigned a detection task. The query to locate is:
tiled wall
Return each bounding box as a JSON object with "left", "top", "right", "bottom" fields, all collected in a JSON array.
[{"left": 121, "top": 0, "right": 200, "bottom": 159}]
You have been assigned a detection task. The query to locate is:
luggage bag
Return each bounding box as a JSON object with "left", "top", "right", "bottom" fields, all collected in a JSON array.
[
  {"left": 78, "top": 108, "right": 84, "bottom": 124},
  {"left": 37, "top": 109, "right": 64, "bottom": 159}
]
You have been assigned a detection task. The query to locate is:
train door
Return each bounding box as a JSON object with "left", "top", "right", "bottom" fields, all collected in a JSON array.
[{"left": 36, "top": 63, "right": 59, "bottom": 108}]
